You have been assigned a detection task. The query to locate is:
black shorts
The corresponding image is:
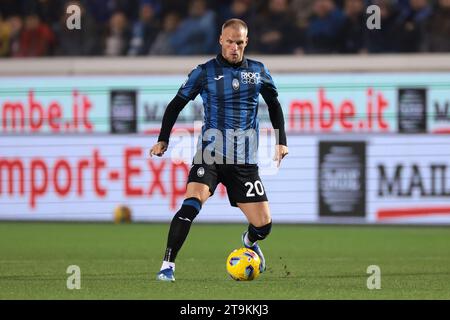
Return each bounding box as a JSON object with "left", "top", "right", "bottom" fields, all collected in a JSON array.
[{"left": 187, "top": 163, "right": 268, "bottom": 207}]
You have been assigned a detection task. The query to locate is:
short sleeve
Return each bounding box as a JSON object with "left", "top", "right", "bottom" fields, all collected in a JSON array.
[
  {"left": 260, "top": 65, "right": 278, "bottom": 99},
  {"left": 177, "top": 65, "right": 204, "bottom": 101}
]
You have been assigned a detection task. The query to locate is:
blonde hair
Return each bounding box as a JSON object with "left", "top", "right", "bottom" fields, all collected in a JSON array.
[{"left": 221, "top": 18, "right": 248, "bottom": 33}]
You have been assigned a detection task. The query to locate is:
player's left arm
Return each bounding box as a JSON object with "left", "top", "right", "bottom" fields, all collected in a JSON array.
[
  {"left": 263, "top": 95, "right": 288, "bottom": 167},
  {"left": 260, "top": 65, "right": 288, "bottom": 167}
]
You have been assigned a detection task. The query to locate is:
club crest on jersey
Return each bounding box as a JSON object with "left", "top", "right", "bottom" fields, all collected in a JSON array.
[
  {"left": 197, "top": 167, "right": 205, "bottom": 177},
  {"left": 241, "top": 71, "right": 260, "bottom": 85},
  {"left": 232, "top": 78, "right": 240, "bottom": 91}
]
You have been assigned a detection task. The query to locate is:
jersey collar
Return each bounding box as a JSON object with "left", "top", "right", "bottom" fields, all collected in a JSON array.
[{"left": 216, "top": 54, "right": 248, "bottom": 69}]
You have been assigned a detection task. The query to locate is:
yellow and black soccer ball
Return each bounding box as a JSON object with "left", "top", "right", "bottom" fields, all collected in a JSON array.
[{"left": 226, "top": 248, "right": 261, "bottom": 281}]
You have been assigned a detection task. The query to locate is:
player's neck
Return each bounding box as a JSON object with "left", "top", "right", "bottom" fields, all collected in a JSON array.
[{"left": 217, "top": 53, "right": 244, "bottom": 68}]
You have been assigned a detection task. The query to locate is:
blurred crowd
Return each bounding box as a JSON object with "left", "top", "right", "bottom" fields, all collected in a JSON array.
[{"left": 0, "top": 0, "right": 449, "bottom": 57}]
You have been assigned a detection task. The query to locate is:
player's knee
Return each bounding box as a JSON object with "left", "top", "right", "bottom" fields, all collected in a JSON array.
[
  {"left": 185, "top": 183, "right": 210, "bottom": 203},
  {"left": 249, "top": 221, "right": 272, "bottom": 241},
  {"left": 252, "top": 213, "right": 271, "bottom": 228},
  {"left": 174, "top": 197, "right": 202, "bottom": 222},
  {"left": 260, "top": 214, "right": 272, "bottom": 227}
]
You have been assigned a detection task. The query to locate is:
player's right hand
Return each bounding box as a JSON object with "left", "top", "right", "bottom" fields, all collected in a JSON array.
[{"left": 149, "top": 141, "right": 168, "bottom": 157}]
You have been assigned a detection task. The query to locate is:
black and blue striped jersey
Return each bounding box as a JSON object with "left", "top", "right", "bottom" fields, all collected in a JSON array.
[{"left": 177, "top": 54, "right": 279, "bottom": 164}]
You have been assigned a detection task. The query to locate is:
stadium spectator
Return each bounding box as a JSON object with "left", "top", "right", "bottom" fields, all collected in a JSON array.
[
  {"left": 85, "top": 0, "right": 140, "bottom": 24},
  {"left": 0, "top": 0, "right": 449, "bottom": 56},
  {"left": 217, "top": 0, "right": 255, "bottom": 34},
  {"left": 394, "top": 0, "right": 433, "bottom": 52},
  {"left": 159, "top": 0, "right": 189, "bottom": 18},
  {"left": 397, "top": 0, "right": 414, "bottom": 11},
  {"left": 305, "top": 0, "right": 346, "bottom": 53},
  {"left": 16, "top": 13, "right": 55, "bottom": 57},
  {"left": 365, "top": 0, "right": 399, "bottom": 53},
  {"left": 340, "top": 0, "right": 367, "bottom": 53},
  {"left": 104, "top": 11, "right": 131, "bottom": 56},
  {"left": 21, "top": 0, "right": 62, "bottom": 26},
  {"left": 149, "top": 12, "right": 180, "bottom": 55},
  {"left": 140, "top": 0, "right": 162, "bottom": 16},
  {"left": 170, "top": 0, "right": 216, "bottom": 55},
  {"left": 423, "top": 0, "right": 450, "bottom": 52},
  {"left": 127, "top": 2, "right": 159, "bottom": 56},
  {"left": 252, "top": 0, "right": 299, "bottom": 54},
  {"left": 290, "top": 0, "right": 316, "bottom": 30},
  {"left": 53, "top": 1, "right": 101, "bottom": 56},
  {"left": 5, "top": 15, "right": 22, "bottom": 57},
  {"left": 0, "top": 15, "right": 9, "bottom": 56}
]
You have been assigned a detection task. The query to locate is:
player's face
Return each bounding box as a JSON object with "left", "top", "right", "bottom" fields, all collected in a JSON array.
[{"left": 219, "top": 26, "right": 248, "bottom": 64}]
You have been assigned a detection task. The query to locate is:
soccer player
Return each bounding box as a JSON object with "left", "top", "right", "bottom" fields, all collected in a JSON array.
[{"left": 150, "top": 18, "right": 288, "bottom": 282}]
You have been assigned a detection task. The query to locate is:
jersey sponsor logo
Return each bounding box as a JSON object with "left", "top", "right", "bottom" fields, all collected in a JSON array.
[
  {"left": 214, "top": 75, "right": 224, "bottom": 81},
  {"left": 241, "top": 72, "right": 260, "bottom": 85}
]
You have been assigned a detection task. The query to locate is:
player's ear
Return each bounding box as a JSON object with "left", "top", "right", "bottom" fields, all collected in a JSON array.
[{"left": 219, "top": 34, "right": 223, "bottom": 46}]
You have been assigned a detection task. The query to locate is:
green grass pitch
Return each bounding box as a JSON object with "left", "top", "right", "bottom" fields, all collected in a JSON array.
[{"left": 0, "top": 222, "right": 449, "bottom": 299}]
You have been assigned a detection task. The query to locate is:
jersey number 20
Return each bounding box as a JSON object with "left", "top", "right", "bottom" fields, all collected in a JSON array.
[{"left": 245, "top": 181, "right": 265, "bottom": 197}]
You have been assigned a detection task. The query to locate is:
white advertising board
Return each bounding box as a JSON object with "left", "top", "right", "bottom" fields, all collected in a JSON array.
[
  {"left": 1, "top": 134, "right": 448, "bottom": 224},
  {"left": 0, "top": 134, "right": 315, "bottom": 222},
  {"left": 368, "top": 136, "right": 450, "bottom": 223}
]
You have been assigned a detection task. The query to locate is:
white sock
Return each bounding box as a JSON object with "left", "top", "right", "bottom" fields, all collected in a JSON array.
[
  {"left": 160, "top": 261, "right": 175, "bottom": 271},
  {"left": 244, "top": 232, "right": 255, "bottom": 247}
]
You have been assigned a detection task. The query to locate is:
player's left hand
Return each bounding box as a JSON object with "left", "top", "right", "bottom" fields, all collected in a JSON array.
[{"left": 273, "top": 145, "right": 288, "bottom": 168}]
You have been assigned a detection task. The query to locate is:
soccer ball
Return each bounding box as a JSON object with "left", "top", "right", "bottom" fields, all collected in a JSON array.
[
  {"left": 114, "top": 205, "right": 132, "bottom": 224},
  {"left": 226, "top": 248, "right": 261, "bottom": 281}
]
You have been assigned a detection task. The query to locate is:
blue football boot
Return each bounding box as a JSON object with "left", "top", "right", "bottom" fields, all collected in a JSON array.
[
  {"left": 242, "top": 232, "right": 266, "bottom": 273},
  {"left": 156, "top": 267, "right": 175, "bottom": 282}
]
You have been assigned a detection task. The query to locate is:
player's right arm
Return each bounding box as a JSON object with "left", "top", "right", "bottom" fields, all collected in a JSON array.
[
  {"left": 149, "top": 65, "right": 205, "bottom": 157},
  {"left": 150, "top": 95, "right": 188, "bottom": 157}
]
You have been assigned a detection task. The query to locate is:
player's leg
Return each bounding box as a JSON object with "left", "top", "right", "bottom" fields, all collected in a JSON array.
[
  {"left": 237, "top": 201, "right": 272, "bottom": 273},
  {"left": 157, "top": 163, "right": 218, "bottom": 282},
  {"left": 238, "top": 201, "right": 271, "bottom": 227},
  {"left": 163, "top": 182, "right": 210, "bottom": 263},
  {"left": 157, "top": 182, "right": 210, "bottom": 281},
  {"left": 221, "top": 164, "right": 271, "bottom": 273}
]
